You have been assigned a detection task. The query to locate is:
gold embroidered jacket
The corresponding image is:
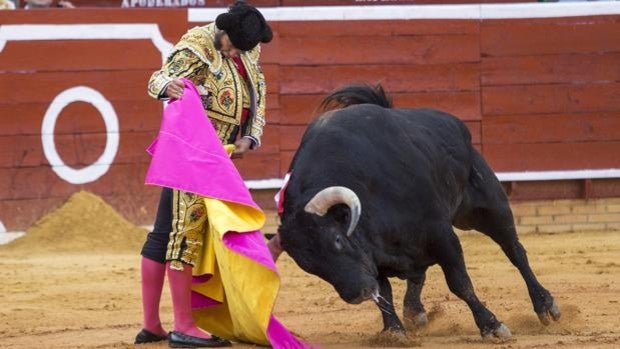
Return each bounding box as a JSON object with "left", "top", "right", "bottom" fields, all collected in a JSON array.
[{"left": 148, "top": 23, "right": 267, "bottom": 147}]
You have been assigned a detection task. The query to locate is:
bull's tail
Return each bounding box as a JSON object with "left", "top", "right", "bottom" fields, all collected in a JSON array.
[{"left": 319, "top": 83, "right": 393, "bottom": 111}]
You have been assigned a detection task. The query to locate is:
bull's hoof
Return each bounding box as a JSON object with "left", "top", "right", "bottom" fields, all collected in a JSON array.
[
  {"left": 368, "top": 330, "right": 420, "bottom": 347},
  {"left": 382, "top": 323, "right": 406, "bottom": 334},
  {"left": 404, "top": 312, "right": 428, "bottom": 330},
  {"left": 482, "top": 323, "right": 512, "bottom": 342},
  {"left": 537, "top": 301, "right": 561, "bottom": 325}
]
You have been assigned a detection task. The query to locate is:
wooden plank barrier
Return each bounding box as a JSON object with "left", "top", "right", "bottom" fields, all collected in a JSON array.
[
  {"left": 0, "top": 7, "right": 619, "bottom": 231},
  {"left": 480, "top": 15, "right": 620, "bottom": 173},
  {"left": 25, "top": 0, "right": 536, "bottom": 7}
]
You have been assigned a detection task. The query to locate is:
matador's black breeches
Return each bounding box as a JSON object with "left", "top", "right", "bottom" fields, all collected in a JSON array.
[{"left": 141, "top": 188, "right": 208, "bottom": 270}]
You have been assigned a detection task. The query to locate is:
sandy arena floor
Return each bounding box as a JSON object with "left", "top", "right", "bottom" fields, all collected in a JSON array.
[{"left": 1, "top": 228, "right": 619, "bottom": 349}]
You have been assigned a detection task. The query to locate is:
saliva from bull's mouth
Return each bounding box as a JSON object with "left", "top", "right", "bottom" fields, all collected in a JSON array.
[{"left": 370, "top": 289, "right": 395, "bottom": 316}]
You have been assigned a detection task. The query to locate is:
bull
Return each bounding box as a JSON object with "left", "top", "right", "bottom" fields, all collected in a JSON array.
[{"left": 274, "top": 84, "right": 560, "bottom": 340}]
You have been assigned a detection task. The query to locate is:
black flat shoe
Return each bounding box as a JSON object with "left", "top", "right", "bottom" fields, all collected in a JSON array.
[
  {"left": 169, "top": 331, "right": 232, "bottom": 348},
  {"left": 134, "top": 328, "right": 168, "bottom": 344}
]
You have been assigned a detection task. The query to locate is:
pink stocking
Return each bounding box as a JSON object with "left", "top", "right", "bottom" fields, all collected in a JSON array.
[
  {"left": 167, "top": 262, "right": 212, "bottom": 339},
  {"left": 140, "top": 257, "right": 167, "bottom": 336}
]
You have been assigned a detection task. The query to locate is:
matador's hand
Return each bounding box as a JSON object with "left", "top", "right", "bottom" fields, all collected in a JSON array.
[
  {"left": 232, "top": 138, "right": 252, "bottom": 159},
  {"left": 164, "top": 79, "right": 185, "bottom": 99}
]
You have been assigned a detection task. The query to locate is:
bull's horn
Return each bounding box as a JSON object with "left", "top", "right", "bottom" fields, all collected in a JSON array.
[{"left": 304, "top": 186, "right": 361, "bottom": 237}]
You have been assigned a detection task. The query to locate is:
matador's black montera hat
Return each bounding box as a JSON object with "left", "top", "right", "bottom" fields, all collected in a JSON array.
[{"left": 215, "top": 1, "right": 273, "bottom": 51}]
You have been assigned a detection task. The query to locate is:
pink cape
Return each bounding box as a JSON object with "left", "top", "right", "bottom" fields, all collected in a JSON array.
[{"left": 145, "top": 79, "right": 308, "bottom": 348}]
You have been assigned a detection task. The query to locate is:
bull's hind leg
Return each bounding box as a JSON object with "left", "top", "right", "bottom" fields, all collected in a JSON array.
[
  {"left": 432, "top": 226, "right": 511, "bottom": 340},
  {"left": 403, "top": 269, "right": 429, "bottom": 330},
  {"left": 457, "top": 156, "right": 560, "bottom": 324},
  {"left": 467, "top": 203, "right": 560, "bottom": 324}
]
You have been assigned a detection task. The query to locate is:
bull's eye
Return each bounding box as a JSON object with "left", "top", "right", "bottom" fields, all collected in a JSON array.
[{"left": 334, "top": 235, "right": 343, "bottom": 251}]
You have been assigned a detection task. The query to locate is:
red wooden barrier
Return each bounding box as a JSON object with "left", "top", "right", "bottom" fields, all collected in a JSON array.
[
  {"left": 20, "top": 0, "right": 536, "bottom": 7},
  {"left": 0, "top": 7, "right": 618, "bottom": 231}
]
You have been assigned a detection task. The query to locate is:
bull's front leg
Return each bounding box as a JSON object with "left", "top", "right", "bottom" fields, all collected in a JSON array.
[
  {"left": 403, "top": 269, "right": 429, "bottom": 330},
  {"left": 375, "top": 275, "right": 405, "bottom": 332}
]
